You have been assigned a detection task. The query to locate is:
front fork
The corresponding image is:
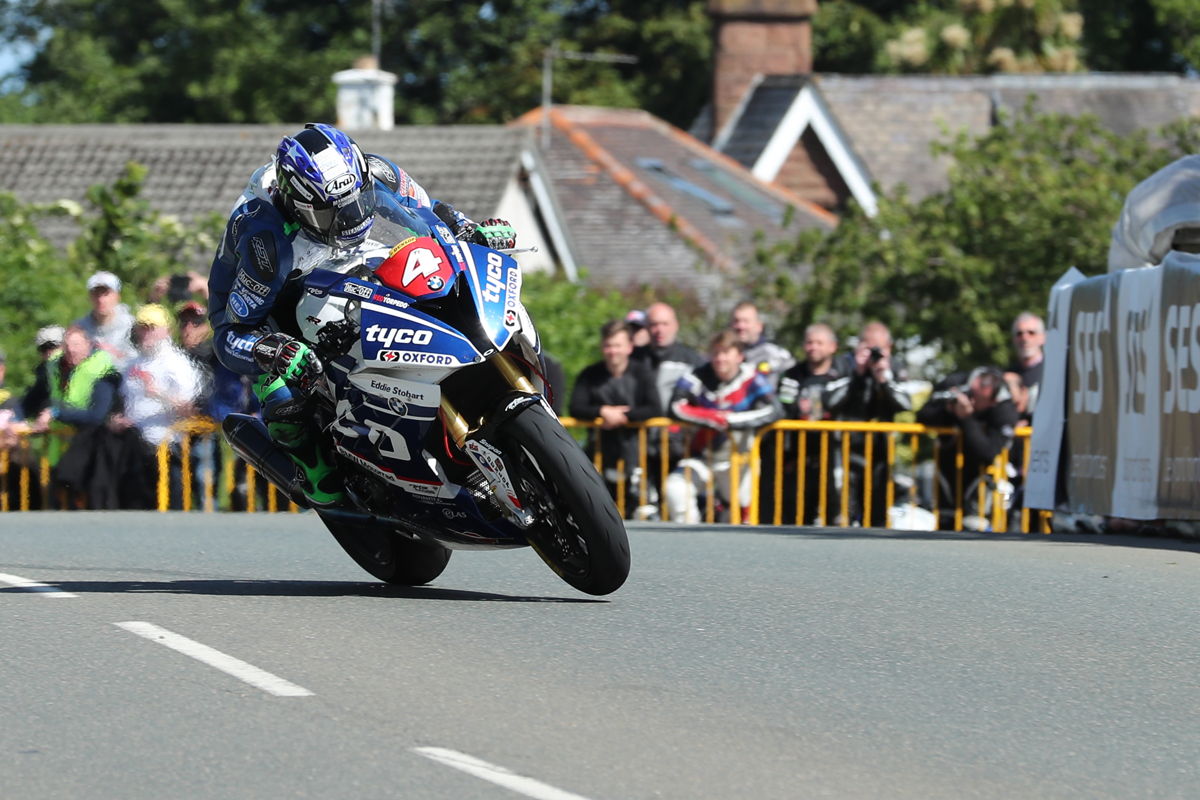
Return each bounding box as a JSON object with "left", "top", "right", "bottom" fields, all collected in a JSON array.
[{"left": 440, "top": 353, "right": 543, "bottom": 528}]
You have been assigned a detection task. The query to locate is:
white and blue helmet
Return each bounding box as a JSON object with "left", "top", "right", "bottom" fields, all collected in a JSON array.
[{"left": 275, "top": 123, "right": 375, "bottom": 248}]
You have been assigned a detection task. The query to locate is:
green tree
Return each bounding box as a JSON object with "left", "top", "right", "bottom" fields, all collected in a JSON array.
[
  {"left": 742, "top": 108, "right": 1198, "bottom": 371},
  {"left": 814, "top": 0, "right": 1200, "bottom": 75},
  {"left": 0, "top": 1, "right": 713, "bottom": 127}
]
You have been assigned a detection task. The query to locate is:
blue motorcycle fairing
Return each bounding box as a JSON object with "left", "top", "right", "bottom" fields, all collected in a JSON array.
[
  {"left": 358, "top": 303, "right": 482, "bottom": 366},
  {"left": 456, "top": 242, "right": 520, "bottom": 353}
]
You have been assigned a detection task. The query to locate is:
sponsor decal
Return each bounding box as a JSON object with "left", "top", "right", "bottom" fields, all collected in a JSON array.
[
  {"left": 387, "top": 397, "right": 408, "bottom": 416},
  {"left": 378, "top": 351, "right": 455, "bottom": 366},
  {"left": 504, "top": 308, "right": 518, "bottom": 328},
  {"left": 306, "top": 287, "right": 328, "bottom": 298},
  {"left": 427, "top": 275, "right": 444, "bottom": 291},
  {"left": 435, "top": 224, "right": 455, "bottom": 243},
  {"left": 388, "top": 237, "right": 419, "bottom": 257},
  {"left": 248, "top": 233, "right": 275, "bottom": 278},
  {"left": 448, "top": 244, "right": 463, "bottom": 264},
  {"left": 337, "top": 447, "right": 402, "bottom": 486},
  {"left": 482, "top": 252, "right": 505, "bottom": 303},
  {"left": 342, "top": 216, "right": 372, "bottom": 237},
  {"left": 305, "top": 315, "right": 322, "bottom": 326},
  {"left": 234, "top": 270, "right": 271, "bottom": 297},
  {"left": 368, "top": 156, "right": 397, "bottom": 187},
  {"left": 505, "top": 396, "right": 530, "bottom": 413},
  {"left": 228, "top": 292, "right": 250, "bottom": 318},
  {"left": 325, "top": 173, "right": 356, "bottom": 195},
  {"left": 365, "top": 378, "right": 432, "bottom": 403},
  {"left": 370, "top": 293, "right": 408, "bottom": 309},
  {"left": 225, "top": 331, "right": 254, "bottom": 354},
  {"left": 442, "top": 508, "right": 469, "bottom": 520},
  {"left": 343, "top": 281, "right": 373, "bottom": 299},
  {"left": 365, "top": 324, "right": 433, "bottom": 348}
]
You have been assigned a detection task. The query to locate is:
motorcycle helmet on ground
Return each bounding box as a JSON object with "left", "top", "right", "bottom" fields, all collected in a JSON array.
[{"left": 275, "top": 122, "right": 376, "bottom": 248}]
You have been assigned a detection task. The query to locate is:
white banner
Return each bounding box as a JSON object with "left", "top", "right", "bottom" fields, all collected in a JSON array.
[
  {"left": 1025, "top": 268, "right": 1086, "bottom": 511},
  {"left": 1111, "top": 266, "right": 1162, "bottom": 518}
]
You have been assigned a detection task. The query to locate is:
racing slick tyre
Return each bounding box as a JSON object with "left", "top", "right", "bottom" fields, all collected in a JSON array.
[
  {"left": 497, "top": 404, "right": 631, "bottom": 595},
  {"left": 318, "top": 512, "right": 451, "bottom": 586}
]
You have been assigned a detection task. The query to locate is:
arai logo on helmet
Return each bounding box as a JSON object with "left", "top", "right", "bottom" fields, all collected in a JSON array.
[{"left": 325, "top": 173, "right": 357, "bottom": 195}]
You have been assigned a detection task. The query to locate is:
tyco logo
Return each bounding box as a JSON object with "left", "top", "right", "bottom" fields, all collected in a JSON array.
[
  {"left": 482, "top": 252, "right": 505, "bottom": 303},
  {"left": 365, "top": 325, "right": 433, "bottom": 348}
]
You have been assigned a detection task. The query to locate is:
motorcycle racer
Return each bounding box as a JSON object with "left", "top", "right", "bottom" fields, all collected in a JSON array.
[{"left": 208, "top": 122, "right": 516, "bottom": 506}]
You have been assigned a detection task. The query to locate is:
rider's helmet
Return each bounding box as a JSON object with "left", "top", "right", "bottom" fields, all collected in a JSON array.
[{"left": 274, "top": 122, "right": 375, "bottom": 248}]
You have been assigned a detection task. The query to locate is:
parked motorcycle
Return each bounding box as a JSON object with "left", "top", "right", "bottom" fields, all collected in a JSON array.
[{"left": 224, "top": 194, "right": 630, "bottom": 595}]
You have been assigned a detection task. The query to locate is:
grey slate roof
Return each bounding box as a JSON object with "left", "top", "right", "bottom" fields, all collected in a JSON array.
[
  {"left": 0, "top": 124, "right": 529, "bottom": 253},
  {"left": 514, "top": 105, "right": 834, "bottom": 301},
  {"left": 715, "top": 73, "right": 1200, "bottom": 201}
]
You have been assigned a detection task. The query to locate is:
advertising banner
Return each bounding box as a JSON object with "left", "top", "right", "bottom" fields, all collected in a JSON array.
[
  {"left": 1065, "top": 275, "right": 1118, "bottom": 513},
  {"left": 1157, "top": 255, "right": 1200, "bottom": 518},
  {"left": 1025, "top": 268, "right": 1086, "bottom": 510},
  {"left": 1111, "top": 266, "right": 1162, "bottom": 518}
]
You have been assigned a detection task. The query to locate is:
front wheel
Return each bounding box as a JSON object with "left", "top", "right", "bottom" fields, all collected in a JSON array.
[
  {"left": 496, "top": 405, "right": 630, "bottom": 595},
  {"left": 318, "top": 512, "right": 451, "bottom": 586}
]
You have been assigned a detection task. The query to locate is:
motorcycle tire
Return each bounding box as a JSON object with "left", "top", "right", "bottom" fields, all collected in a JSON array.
[
  {"left": 317, "top": 511, "right": 451, "bottom": 586},
  {"left": 497, "top": 404, "right": 630, "bottom": 596}
]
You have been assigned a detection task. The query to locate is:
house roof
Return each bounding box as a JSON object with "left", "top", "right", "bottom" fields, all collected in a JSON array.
[
  {"left": 511, "top": 105, "right": 834, "bottom": 298},
  {"left": 0, "top": 124, "right": 528, "bottom": 252},
  {"left": 713, "top": 72, "right": 1200, "bottom": 205}
]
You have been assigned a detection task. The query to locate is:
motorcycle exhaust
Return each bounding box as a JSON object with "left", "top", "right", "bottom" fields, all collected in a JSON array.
[{"left": 221, "top": 414, "right": 310, "bottom": 507}]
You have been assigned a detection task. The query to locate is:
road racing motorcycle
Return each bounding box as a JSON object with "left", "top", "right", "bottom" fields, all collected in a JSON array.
[{"left": 223, "top": 194, "right": 630, "bottom": 596}]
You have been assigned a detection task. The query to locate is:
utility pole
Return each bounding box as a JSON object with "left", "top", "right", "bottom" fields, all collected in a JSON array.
[{"left": 541, "top": 43, "right": 638, "bottom": 149}]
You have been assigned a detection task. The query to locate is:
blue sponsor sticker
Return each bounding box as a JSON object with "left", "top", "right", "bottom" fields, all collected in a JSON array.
[{"left": 229, "top": 292, "right": 250, "bottom": 318}]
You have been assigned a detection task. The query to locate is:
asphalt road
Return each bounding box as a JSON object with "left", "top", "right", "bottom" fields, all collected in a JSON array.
[{"left": 2, "top": 513, "right": 1197, "bottom": 800}]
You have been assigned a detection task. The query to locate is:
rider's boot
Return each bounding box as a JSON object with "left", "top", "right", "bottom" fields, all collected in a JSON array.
[
  {"left": 267, "top": 419, "right": 346, "bottom": 508},
  {"left": 255, "top": 375, "right": 346, "bottom": 508}
]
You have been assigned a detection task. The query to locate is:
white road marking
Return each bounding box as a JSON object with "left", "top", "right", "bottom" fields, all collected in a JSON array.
[
  {"left": 0, "top": 572, "right": 78, "bottom": 597},
  {"left": 413, "top": 747, "right": 595, "bottom": 800},
  {"left": 114, "top": 622, "right": 314, "bottom": 697}
]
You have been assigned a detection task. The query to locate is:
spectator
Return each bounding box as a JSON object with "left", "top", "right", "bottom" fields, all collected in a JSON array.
[
  {"left": 1007, "top": 312, "right": 1045, "bottom": 414},
  {"left": 37, "top": 326, "right": 121, "bottom": 507},
  {"left": 633, "top": 301, "right": 705, "bottom": 414},
  {"left": 540, "top": 352, "right": 567, "bottom": 415},
  {"left": 625, "top": 309, "right": 652, "bottom": 348},
  {"left": 108, "top": 304, "right": 202, "bottom": 509},
  {"left": 149, "top": 270, "right": 211, "bottom": 306},
  {"left": 823, "top": 320, "right": 913, "bottom": 526},
  {"left": 666, "top": 330, "right": 782, "bottom": 523},
  {"left": 766, "top": 323, "right": 848, "bottom": 524},
  {"left": 74, "top": 271, "right": 136, "bottom": 368},
  {"left": 178, "top": 300, "right": 254, "bottom": 510},
  {"left": 0, "top": 347, "right": 13, "bottom": 412},
  {"left": 19, "top": 326, "right": 65, "bottom": 421},
  {"left": 916, "top": 366, "right": 1019, "bottom": 530},
  {"left": 729, "top": 301, "right": 795, "bottom": 387},
  {"left": 568, "top": 320, "right": 660, "bottom": 506}
]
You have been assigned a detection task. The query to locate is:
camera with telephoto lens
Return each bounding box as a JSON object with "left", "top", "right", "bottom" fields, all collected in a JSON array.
[{"left": 868, "top": 346, "right": 884, "bottom": 363}]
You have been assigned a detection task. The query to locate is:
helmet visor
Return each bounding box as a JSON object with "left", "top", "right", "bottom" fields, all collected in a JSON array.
[{"left": 295, "top": 187, "right": 377, "bottom": 246}]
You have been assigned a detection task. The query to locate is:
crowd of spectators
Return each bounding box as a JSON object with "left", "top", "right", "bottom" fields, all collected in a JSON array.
[
  {"left": 1, "top": 270, "right": 1043, "bottom": 528},
  {"left": 0, "top": 270, "right": 258, "bottom": 510},
  {"left": 570, "top": 301, "right": 1045, "bottom": 530}
]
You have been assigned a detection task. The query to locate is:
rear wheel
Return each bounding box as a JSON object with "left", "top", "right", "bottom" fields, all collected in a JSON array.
[
  {"left": 496, "top": 405, "right": 630, "bottom": 595},
  {"left": 318, "top": 512, "right": 451, "bottom": 585}
]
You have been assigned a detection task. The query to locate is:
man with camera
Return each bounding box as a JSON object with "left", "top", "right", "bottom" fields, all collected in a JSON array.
[
  {"left": 822, "top": 321, "right": 913, "bottom": 526},
  {"left": 916, "top": 366, "right": 1019, "bottom": 529}
]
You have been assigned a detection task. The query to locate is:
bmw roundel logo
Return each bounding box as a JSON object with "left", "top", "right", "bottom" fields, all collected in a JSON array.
[
  {"left": 427, "top": 276, "right": 444, "bottom": 291},
  {"left": 387, "top": 397, "right": 408, "bottom": 416},
  {"left": 228, "top": 292, "right": 249, "bottom": 318}
]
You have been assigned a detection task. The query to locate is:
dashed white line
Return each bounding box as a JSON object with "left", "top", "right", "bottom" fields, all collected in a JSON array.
[
  {"left": 413, "top": 747, "right": 596, "bottom": 800},
  {"left": 115, "top": 621, "right": 314, "bottom": 697},
  {"left": 0, "top": 572, "right": 78, "bottom": 597}
]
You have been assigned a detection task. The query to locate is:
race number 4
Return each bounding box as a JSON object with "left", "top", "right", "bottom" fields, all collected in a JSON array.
[{"left": 401, "top": 247, "right": 444, "bottom": 287}]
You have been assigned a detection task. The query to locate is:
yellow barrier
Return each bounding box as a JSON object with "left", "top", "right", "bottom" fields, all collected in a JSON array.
[{"left": 2, "top": 415, "right": 1047, "bottom": 531}]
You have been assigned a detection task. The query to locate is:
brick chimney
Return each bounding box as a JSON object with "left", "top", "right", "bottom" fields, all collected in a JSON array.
[{"left": 709, "top": 0, "right": 816, "bottom": 135}]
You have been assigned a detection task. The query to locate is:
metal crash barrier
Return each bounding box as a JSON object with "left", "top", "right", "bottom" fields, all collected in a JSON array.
[{"left": 2, "top": 415, "right": 1044, "bottom": 530}]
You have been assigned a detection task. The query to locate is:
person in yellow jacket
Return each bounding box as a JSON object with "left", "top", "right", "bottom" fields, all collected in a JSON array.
[{"left": 33, "top": 326, "right": 119, "bottom": 467}]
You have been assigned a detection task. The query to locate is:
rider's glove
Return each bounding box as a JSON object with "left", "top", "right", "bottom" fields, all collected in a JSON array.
[
  {"left": 471, "top": 218, "right": 517, "bottom": 250},
  {"left": 253, "top": 332, "right": 324, "bottom": 397}
]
